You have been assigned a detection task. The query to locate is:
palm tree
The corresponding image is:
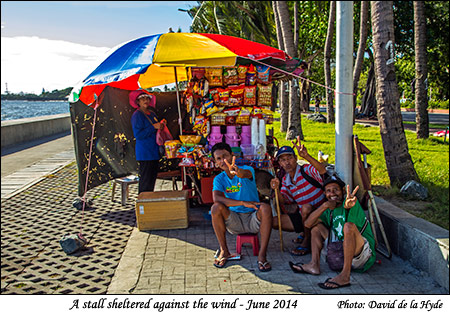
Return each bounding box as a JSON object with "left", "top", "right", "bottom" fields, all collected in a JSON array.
[
  {"left": 413, "top": 1, "right": 429, "bottom": 139},
  {"left": 276, "top": 1, "right": 303, "bottom": 140},
  {"left": 324, "top": 0, "right": 336, "bottom": 123},
  {"left": 272, "top": 1, "right": 289, "bottom": 133},
  {"left": 371, "top": 1, "right": 419, "bottom": 186}
]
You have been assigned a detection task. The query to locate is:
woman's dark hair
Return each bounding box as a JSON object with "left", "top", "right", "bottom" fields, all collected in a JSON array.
[{"left": 211, "top": 142, "right": 232, "bottom": 159}]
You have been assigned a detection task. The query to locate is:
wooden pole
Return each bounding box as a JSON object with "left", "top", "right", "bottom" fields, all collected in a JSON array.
[{"left": 274, "top": 188, "right": 283, "bottom": 251}]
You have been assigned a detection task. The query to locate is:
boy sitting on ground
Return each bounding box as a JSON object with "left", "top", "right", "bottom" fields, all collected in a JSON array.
[{"left": 210, "top": 142, "right": 273, "bottom": 272}]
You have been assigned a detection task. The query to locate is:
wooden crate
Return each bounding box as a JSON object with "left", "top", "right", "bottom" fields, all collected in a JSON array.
[{"left": 135, "top": 190, "right": 189, "bottom": 231}]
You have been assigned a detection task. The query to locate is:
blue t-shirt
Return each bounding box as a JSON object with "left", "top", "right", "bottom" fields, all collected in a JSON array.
[
  {"left": 131, "top": 110, "right": 160, "bottom": 161},
  {"left": 212, "top": 165, "right": 259, "bottom": 213}
]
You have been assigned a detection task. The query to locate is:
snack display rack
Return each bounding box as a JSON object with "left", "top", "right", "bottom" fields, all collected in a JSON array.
[{"left": 163, "top": 63, "right": 281, "bottom": 204}]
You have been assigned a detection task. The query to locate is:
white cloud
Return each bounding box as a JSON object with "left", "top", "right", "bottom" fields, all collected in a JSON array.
[{"left": 1, "top": 36, "right": 111, "bottom": 94}]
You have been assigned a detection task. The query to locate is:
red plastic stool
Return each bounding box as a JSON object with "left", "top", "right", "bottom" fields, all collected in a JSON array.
[{"left": 236, "top": 233, "right": 259, "bottom": 256}]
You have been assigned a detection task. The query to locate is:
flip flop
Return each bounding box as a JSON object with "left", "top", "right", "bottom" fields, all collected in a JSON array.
[
  {"left": 290, "top": 246, "right": 311, "bottom": 256},
  {"left": 318, "top": 278, "right": 351, "bottom": 290},
  {"left": 291, "top": 234, "right": 304, "bottom": 244},
  {"left": 288, "top": 261, "right": 308, "bottom": 274},
  {"left": 214, "top": 250, "right": 241, "bottom": 260},
  {"left": 257, "top": 261, "right": 272, "bottom": 272},
  {"left": 213, "top": 257, "right": 228, "bottom": 268}
]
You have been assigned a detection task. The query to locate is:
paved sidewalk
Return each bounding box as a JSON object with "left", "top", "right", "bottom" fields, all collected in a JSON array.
[{"left": 1, "top": 136, "right": 448, "bottom": 295}]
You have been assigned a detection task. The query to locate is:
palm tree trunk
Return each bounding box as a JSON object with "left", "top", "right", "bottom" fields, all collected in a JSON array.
[
  {"left": 324, "top": 1, "right": 336, "bottom": 123},
  {"left": 353, "top": 1, "right": 369, "bottom": 122},
  {"left": 414, "top": 1, "right": 429, "bottom": 139},
  {"left": 371, "top": 1, "right": 419, "bottom": 186},
  {"left": 276, "top": 1, "right": 303, "bottom": 140},
  {"left": 272, "top": 1, "right": 288, "bottom": 133}
]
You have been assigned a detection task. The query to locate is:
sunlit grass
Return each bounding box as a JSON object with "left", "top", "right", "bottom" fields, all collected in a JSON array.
[{"left": 269, "top": 112, "right": 449, "bottom": 229}]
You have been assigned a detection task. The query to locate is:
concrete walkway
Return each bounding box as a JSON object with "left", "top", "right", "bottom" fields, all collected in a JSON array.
[{"left": 1, "top": 134, "right": 448, "bottom": 295}]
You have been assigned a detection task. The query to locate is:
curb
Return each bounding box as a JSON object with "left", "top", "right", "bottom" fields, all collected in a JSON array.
[{"left": 375, "top": 196, "right": 449, "bottom": 291}]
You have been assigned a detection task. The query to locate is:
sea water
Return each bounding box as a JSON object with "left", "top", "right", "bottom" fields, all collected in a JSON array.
[{"left": 1, "top": 100, "right": 70, "bottom": 121}]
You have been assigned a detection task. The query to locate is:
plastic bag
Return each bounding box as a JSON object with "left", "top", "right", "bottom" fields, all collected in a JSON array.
[{"left": 156, "top": 125, "right": 173, "bottom": 146}]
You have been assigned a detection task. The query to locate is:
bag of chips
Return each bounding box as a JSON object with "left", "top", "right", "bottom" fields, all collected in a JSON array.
[
  {"left": 256, "top": 65, "right": 270, "bottom": 84},
  {"left": 257, "top": 83, "right": 273, "bottom": 106},
  {"left": 205, "top": 67, "right": 223, "bottom": 87},
  {"left": 218, "top": 88, "right": 230, "bottom": 107},
  {"left": 243, "top": 85, "right": 257, "bottom": 106},
  {"left": 237, "top": 65, "right": 248, "bottom": 84},
  {"left": 236, "top": 107, "right": 253, "bottom": 125},
  {"left": 209, "top": 88, "right": 220, "bottom": 106},
  {"left": 228, "top": 84, "right": 245, "bottom": 107},
  {"left": 223, "top": 67, "right": 239, "bottom": 86},
  {"left": 190, "top": 67, "right": 205, "bottom": 80},
  {"left": 223, "top": 107, "right": 240, "bottom": 125}
]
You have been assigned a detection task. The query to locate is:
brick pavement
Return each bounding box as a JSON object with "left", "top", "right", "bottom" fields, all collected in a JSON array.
[{"left": 1, "top": 142, "right": 447, "bottom": 295}]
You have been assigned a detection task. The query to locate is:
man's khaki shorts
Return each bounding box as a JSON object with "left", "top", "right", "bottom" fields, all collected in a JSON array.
[
  {"left": 352, "top": 237, "right": 372, "bottom": 269},
  {"left": 225, "top": 211, "right": 260, "bottom": 235}
]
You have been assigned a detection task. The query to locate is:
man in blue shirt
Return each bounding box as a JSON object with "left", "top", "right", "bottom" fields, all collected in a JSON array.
[{"left": 211, "top": 142, "right": 272, "bottom": 272}]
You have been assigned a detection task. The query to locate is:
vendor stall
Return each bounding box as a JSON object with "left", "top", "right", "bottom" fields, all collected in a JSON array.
[{"left": 161, "top": 63, "right": 283, "bottom": 205}]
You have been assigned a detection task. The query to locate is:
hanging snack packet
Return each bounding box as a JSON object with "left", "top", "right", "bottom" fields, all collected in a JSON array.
[
  {"left": 243, "top": 85, "right": 257, "bottom": 106},
  {"left": 257, "top": 83, "right": 273, "bottom": 106},
  {"left": 252, "top": 106, "right": 264, "bottom": 119},
  {"left": 237, "top": 65, "right": 248, "bottom": 84},
  {"left": 246, "top": 64, "right": 257, "bottom": 86},
  {"left": 190, "top": 67, "right": 205, "bottom": 80},
  {"left": 209, "top": 88, "right": 220, "bottom": 106},
  {"left": 223, "top": 107, "right": 240, "bottom": 125},
  {"left": 223, "top": 67, "right": 239, "bottom": 86},
  {"left": 236, "top": 107, "right": 253, "bottom": 125},
  {"left": 206, "top": 106, "right": 224, "bottom": 116},
  {"left": 218, "top": 88, "right": 230, "bottom": 107},
  {"left": 228, "top": 84, "right": 245, "bottom": 107},
  {"left": 256, "top": 65, "right": 270, "bottom": 84},
  {"left": 205, "top": 67, "right": 223, "bottom": 87}
]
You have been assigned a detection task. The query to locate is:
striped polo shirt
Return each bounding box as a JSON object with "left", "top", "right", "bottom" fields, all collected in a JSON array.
[{"left": 280, "top": 164, "right": 325, "bottom": 213}]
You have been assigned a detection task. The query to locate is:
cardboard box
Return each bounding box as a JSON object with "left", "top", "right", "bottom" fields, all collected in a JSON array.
[{"left": 135, "top": 190, "right": 189, "bottom": 230}]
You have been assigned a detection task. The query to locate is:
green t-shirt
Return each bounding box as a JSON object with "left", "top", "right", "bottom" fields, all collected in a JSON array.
[{"left": 319, "top": 199, "right": 376, "bottom": 272}]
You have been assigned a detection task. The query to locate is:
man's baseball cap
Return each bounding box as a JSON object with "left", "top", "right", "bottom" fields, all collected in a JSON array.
[
  {"left": 275, "top": 146, "right": 295, "bottom": 160},
  {"left": 322, "top": 175, "right": 346, "bottom": 189}
]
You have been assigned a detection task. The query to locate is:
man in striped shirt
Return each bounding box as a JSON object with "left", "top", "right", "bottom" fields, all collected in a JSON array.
[{"left": 271, "top": 137, "right": 327, "bottom": 256}]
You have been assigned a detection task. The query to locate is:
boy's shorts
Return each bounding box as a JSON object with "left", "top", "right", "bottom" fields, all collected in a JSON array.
[
  {"left": 225, "top": 211, "right": 260, "bottom": 235},
  {"left": 352, "top": 237, "right": 372, "bottom": 270}
]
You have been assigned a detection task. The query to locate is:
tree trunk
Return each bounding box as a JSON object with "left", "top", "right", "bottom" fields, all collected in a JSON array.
[
  {"left": 324, "top": 1, "right": 336, "bottom": 123},
  {"left": 414, "top": 1, "right": 429, "bottom": 139},
  {"left": 360, "top": 60, "right": 377, "bottom": 118},
  {"left": 277, "top": 1, "right": 303, "bottom": 140},
  {"left": 272, "top": 1, "right": 288, "bottom": 132},
  {"left": 353, "top": 1, "right": 369, "bottom": 122},
  {"left": 371, "top": 1, "right": 419, "bottom": 186},
  {"left": 280, "top": 80, "right": 289, "bottom": 132}
]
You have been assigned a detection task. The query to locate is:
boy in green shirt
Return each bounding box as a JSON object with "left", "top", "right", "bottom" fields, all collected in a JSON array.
[{"left": 288, "top": 176, "right": 376, "bottom": 290}]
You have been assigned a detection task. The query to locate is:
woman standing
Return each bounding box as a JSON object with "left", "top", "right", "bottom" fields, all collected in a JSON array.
[{"left": 130, "top": 90, "right": 165, "bottom": 193}]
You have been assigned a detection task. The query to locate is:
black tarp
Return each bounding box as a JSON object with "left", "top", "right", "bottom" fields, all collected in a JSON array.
[{"left": 69, "top": 87, "right": 190, "bottom": 196}]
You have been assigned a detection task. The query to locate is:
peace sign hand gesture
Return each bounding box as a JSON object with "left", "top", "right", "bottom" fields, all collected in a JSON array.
[
  {"left": 344, "top": 185, "right": 360, "bottom": 209},
  {"left": 224, "top": 156, "right": 238, "bottom": 175},
  {"left": 291, "top": 136, "right": 308, "bottom": 159}
]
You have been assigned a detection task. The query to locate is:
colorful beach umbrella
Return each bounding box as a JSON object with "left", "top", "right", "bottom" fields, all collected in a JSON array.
[{"left": 70, "top": 32, "right": 291, "bottom": 106}]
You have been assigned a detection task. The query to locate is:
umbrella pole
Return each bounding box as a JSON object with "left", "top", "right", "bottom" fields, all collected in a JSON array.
[{"left": 173, "top": 67, "right": 183, "bottom": 136}]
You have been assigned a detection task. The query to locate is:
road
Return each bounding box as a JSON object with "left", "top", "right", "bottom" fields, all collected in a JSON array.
[{"left": 310, "top": 106, "right": 449, "bottom": 126}]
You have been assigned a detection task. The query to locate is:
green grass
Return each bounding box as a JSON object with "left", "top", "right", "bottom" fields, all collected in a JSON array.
[{"left": 269, "top": 113, "right": 449, "bottom": 230}]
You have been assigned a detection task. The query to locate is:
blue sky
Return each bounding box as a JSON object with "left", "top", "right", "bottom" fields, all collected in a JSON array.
[{"left": 1, "top": 1, "right": 197, "bottom": 94}]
